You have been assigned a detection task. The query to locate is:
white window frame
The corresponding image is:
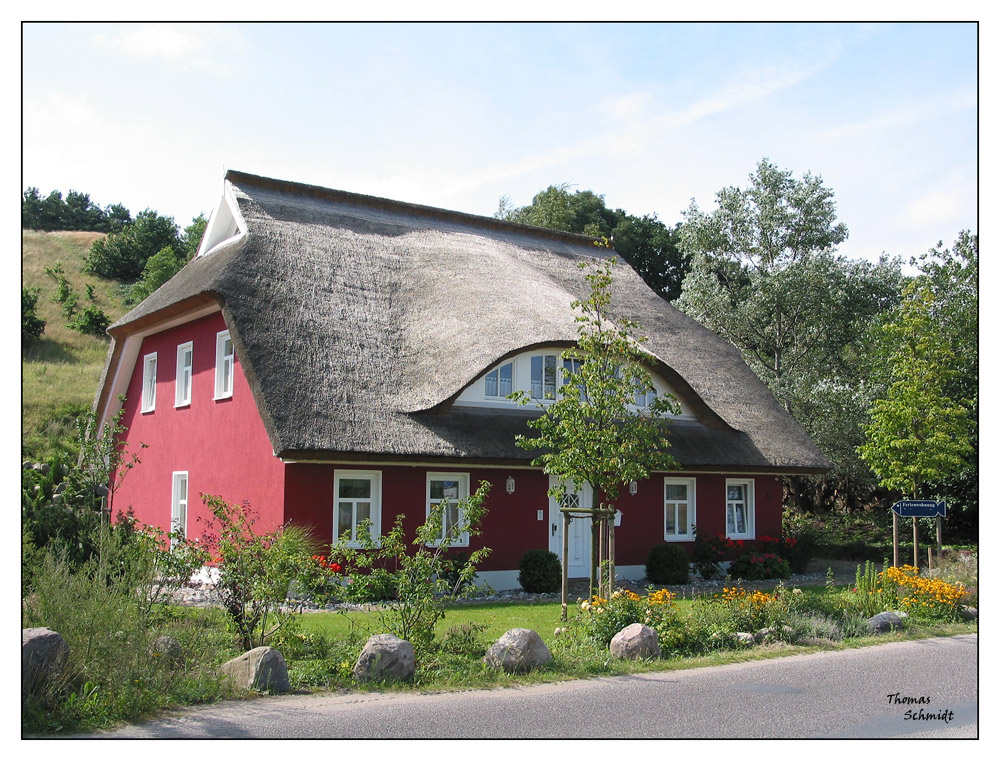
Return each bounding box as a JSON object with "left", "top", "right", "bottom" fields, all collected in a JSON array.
[
  {"left": 725, "top": 478, "right": 755, "bottom": 540},
  {"left": 170, "top": 471, "right": 189, "bottom": 546},
  {"left": 141, "top": 352, "right": 157, "bottom": 413},
  {"left": 663, "top": 477, "right": 696, "bottom": 540},
  {"left": 175, "top": 341, "right": 193, "bottom": 407},
  {"left": 214, "top": 330, "right": 234, "bottom": 400},
  {"left": 483, "top": 359, "right": 515, "bottom": 400},
  {"left": 529, "top": 353, "right": 560, "bottom": 401},
  {"left": 426, "top": 472, "right": 471, "bottom": 547},
  {"left": 333, "top": 469, "right": 382, "bottom": 547}
]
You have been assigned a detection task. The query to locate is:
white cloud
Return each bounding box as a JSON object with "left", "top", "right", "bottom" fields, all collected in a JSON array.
[
  {"left": 812, "top": 90, "right": 977, "bottom": 144},
  {"left": 92, "top": 24, "right": 245, "bottom": 72}
]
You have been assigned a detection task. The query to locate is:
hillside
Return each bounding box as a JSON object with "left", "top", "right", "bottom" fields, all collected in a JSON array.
[{"left": 22, "top": 230, "right": 129, "bottom": 458}]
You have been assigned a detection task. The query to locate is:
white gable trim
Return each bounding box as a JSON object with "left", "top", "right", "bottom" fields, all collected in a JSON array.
[
  {"left": 98, "top": 303, "right": 223, "bottom": 433},
  {"left": 196, "top": 179, "right": 247, "bottom": 259}
]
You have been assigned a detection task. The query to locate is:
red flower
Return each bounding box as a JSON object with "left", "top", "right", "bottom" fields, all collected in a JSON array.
[{"left": 330, "top": 562, "right": 342, "bottom": 574}]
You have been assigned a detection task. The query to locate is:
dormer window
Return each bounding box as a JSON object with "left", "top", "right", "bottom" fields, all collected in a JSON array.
[
  {"left": 634, "top": 384, "right": 657, "bottom": 407},
  {"left": 484, "top": 361, "right": 513, "bottom": 398},
  {"left": 530, "top": 354, "right": 558, "bottom": 400}
]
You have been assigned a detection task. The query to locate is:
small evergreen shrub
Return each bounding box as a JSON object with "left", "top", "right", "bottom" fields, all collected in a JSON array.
[
  {"left": 645, "top": 543, "right": 690, "bottom": 585},
  {"left": 518, "top": 549, "right": 561, "bottom": 593},
  {"left": 22, "top": 287, "right": 46, "bottom": 347}
]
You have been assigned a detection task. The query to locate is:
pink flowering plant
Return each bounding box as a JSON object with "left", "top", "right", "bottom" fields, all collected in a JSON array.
[{"left": 728, "top": 551, "right": 791, "bottom": 581}]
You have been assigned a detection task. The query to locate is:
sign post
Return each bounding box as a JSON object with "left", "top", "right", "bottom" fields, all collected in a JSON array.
[{"left": 891, "top": 500, "right": 947, "bottom": 569}]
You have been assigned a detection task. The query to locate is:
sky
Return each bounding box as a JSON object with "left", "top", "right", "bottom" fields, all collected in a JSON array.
[{"left": 20, "top": 20, "right": 979, "bottom": 268}]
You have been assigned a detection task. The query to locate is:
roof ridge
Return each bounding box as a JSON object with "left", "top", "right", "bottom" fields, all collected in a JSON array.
[{"left": 224, "top": 169, "right": 609, "bottom": 252}]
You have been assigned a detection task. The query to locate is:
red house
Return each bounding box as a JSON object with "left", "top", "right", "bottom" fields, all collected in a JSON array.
[{"left": 94, "top": 171, "right": 830, "bottom": 589}]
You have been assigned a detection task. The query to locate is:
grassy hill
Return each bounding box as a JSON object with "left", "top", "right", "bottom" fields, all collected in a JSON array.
[{"left": 22, "top": 230, "right": 130, "bottom": 459}]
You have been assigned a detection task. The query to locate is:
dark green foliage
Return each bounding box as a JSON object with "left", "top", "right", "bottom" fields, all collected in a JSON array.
[
  {"left": 22, "top": 287, "right": 46, "bottom": 347},
  {"left": 645, "top": 543, "right": 690, "bottom": 585},
  {"left": 85, "top": 209, "right": 184, "bottom": 281},
  {"left": 22, "top": 187, "right": 130, "bottom": 232},
  {"left": 181, "top": 213, "right": 208, "bottom": 259},
  {"left": 518, "top": 549, "right": 562, "bottom": 593},
  {"left": 691, "top": 532, "right": 726, "bottom": 580},
  {"left": 125, "top": 246, "right": 185, "bottom": 304},
  {"left": 439, "top": 622, "right": 489, "bottom": 657},
  {"left": 68, "top": 305, "right": 111, "bottom": 337},
  {"left": 497, "top": 183, "right": 689, "bottom": 300}
]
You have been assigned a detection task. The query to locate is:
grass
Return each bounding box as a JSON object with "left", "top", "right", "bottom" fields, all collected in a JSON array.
[{"left": 22, "top": 230, "right": 127, "bottom": 459}]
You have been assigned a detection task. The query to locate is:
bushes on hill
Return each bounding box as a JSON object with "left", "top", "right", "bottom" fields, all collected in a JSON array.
[
  {"left": 22, "top": 287, "right": 46, "bottom": 347},
  {"left": 22, "top": 187, "right": 131, "bottom": 233},
  {"left": 86, "top": 209, "right": 185, "bottom": 281}
]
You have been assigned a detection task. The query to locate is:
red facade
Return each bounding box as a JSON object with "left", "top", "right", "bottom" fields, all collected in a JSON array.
[{"left": 114, "top": 311, "right": 784, "bottom": 578}]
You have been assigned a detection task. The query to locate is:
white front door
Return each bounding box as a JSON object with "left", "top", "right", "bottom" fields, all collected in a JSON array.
[{"left": 548, "top": 477, "right": 593, "bottom": 578}]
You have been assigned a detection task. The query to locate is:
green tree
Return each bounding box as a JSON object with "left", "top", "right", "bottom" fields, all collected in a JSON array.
[
  {"left": 85, "top": 209, "right": 183, "bottom": 281},
  {"left": 181, "top": 213, "right": 208, "bottom": 259},
  {"left": 22, "top": 287, "right": 46, "bottom": 347},
  {"left": 125, "top": 246, "right": 185, "bottom": 305},
  {"left": 676, "top": 159, "right": 903, "bottom": 510},
  {"left": 858, "top": 284, "right": 974, "bottom": 499},
  {"left": 512, "top": 258, "right": 680, "bottom": 597},
  {"left": 497, "top": 184, "right": 689, "bottom": 300}
]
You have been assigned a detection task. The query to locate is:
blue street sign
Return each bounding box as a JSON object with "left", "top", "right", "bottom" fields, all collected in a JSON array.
[{"left": 891, "top": 500, "right": 947, "bottom": 518}]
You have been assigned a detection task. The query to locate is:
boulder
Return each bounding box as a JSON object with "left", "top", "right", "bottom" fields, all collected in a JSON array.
[
  {"left": 353, "top": 634, "right": 415, "bottom": 682},
  {"left": 960, "top": 606, "right": 978, "bottom": 620},
  {"left": 734, "top": 632, "right": 755, "bottom": 646},
  {"left": 151, "top": 635, "right": 183, "bottom": 663},
  {"left": 754, "top": 625, "right": 796, "bottom": 643},
  {"left": 866, "top": 612, "right": 905, "bottom": 633},
  {"left": 484, "top": 628, "right": 552, "bottom": 673},
  {"left": 221, "top": 647, "right": 290, "bottom": 693},
  {"left": 610, "top": 623, "right": 661, "bottom": 660},
  {"left": 22, "top": 628, "right": 69, "bottom": 704}
]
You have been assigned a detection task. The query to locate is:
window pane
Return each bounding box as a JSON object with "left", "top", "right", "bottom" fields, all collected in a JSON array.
[
  {"left": 727, "top": 484, "right": 745, "bottom": 502},
  {"left": 498, "top": 363, "right": 512, "bottom": 396},
  {"left": 735, "top": 506, "right": 746, "bottom": 534},
  {"left": 356, "top": 501, "right": 371, "bottom": 524},
  {"left": 665, "top": 506, "right": 676, "bottom": 534},
  {"left": 430, "top": 480, "right": 459, "bottom": 500},
  {"left": 338, "top": 503, "right": 353, "bottom": 537},
  {"left": 677, "top": 503, "right": 687, "bottom": 534},
  {"left": 531, "top": 356, "right": 542, "bottom": 398},
  {"left": 339, "top": 478, "right": 371, "bottom": 499},
  {"left": 178, "top": 478, "right": 187, "bottom": 501},
  {"left": 224, "top": 337, "right": 233, "bottom": 357},
  {"left": 544, "top": 355, "right": 556, "bottom": 398},
  {"left": 484, "top": 369, "right": 498, "bottom": 397},
  {"left": 665, "top": 484, "right": 687, "bottom": 501},
  {"left": 446, "top": 503, "right": 460, "bottom": 534},
  {"left": 726, "top": 507, "right": 735, "bottom": 534}
]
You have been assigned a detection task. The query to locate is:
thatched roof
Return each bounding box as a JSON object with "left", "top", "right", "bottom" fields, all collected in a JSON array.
[{"left": 101, "top": 170, "right": 830, "bottom": 473}]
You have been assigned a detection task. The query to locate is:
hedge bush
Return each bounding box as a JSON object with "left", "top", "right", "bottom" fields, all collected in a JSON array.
[
  {"left": 518, "top": 549, "right": 561, "bottom": 593},
  {"left": 645, "top": 543, "right": 690, "bottom": 585}
]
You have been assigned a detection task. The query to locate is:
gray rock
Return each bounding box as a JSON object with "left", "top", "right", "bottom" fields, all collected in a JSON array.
[
  {"left": 22, "top": 628, "right": 69, "bottom": 704},
  {"left": 960, "top": 606, "right": 978, "bottom": 620},
  {"left": 866, "top": 611, "right": 905, "bottom": 633},
  {"left": 484, "top": 628, "right": 552, "bottom": 673},
  {"left": 610, "top": 623, "right": 661, "bottom": 660},
  {"left": 23, "top": 461, "right": 32, "bottom": 470},
  {"left": 221, "top": 647, "right": 290, "bottom": 693},
  {"left": 735, "top": 632, "right": 755, "bottom": 645},
  {"left": 151, "top": 635, "right": 183, "bottom": 663},
  {"left": 353, "top": 634, "right": 415, "bottom": 682},
  {"left": 754, "top": 625, "right": 796, "bottom": 643},
  {"left": 53, "top": 482, "right": 67, "bottom": 495},
  {"left": 33, "top": 463, "right": 50, "bottom": 475}
]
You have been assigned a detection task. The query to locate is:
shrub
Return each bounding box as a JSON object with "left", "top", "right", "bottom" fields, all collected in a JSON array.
[
  {"left": 578, "top": 588, "right": 677, "bottom": 647},
  {"left": 198, "top": 495, "right": 326, "bottom": 650},
  {"left": 326, "top": 481, "right": 492, "bottom": 653},
  {"left": 728, "top": 551, "right": 791, "bottom": 581},
  {"left": 85, "top": 209, "right": 184, "bottom": 281},
  {"left": 712, "top": 587, "right": 790, "bottom": 633},
  {"left": 882, "top": 564, "right": 967, "bottom": 620},
  {"left": 643, "top": 543, "right": 688, "bottom": 584},
  {"left": 22, "top": 287, "right": 46, "bottom": 347},
  {"left": 691, "top": 532, "right": 726, "bottom": 579},
  {"left": 439, "top": 622, "right": 489, "bottom": 657},
  {"left": 518, "top": 549, "right": 561, "bottom": 593},
  {"left": 67, "top": 305, "right": 111, "bottom": 337}
]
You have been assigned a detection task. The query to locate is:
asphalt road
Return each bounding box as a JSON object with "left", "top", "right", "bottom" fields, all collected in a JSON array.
[{"left": 86, "top": 634, "right": 977, "bottom": 739}]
